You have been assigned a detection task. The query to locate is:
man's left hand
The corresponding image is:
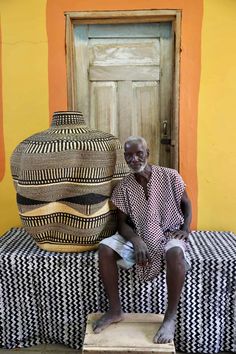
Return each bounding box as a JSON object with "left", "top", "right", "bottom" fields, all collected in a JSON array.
[{"left": 170, "top": 230, "right": 189, "bottom": 241}]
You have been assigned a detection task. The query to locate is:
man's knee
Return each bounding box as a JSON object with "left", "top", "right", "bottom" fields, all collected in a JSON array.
[{"left": 166, "top": 246, "right": 184, "bottom": 267}]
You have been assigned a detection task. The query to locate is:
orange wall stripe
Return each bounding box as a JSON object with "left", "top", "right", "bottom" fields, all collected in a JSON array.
[
  {"left": 46, "top": 0, "right": 203, "bottom": 229},
  {"left": 0, "top": 21, "right": 5, "bottom": 182}
]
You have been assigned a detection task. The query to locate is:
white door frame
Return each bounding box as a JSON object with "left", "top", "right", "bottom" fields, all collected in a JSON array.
[{"left": 65, "top": 9, "right": 181, "bottom": 169}]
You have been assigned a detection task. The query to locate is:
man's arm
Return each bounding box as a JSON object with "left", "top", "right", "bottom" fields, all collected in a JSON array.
[
  {"left": 171, "top": 190, "right": 192, "bottom": 240},
  {"left": 180, "top": 190, "right": 192, "bottom": 233},
  {"left": 117, "top": 209, "right": 151, "bottom": 267}
]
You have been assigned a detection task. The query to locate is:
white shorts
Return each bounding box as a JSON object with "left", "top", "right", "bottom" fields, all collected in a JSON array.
[{"left": 100, "top": 233, "right": 191, "bottom": 271}]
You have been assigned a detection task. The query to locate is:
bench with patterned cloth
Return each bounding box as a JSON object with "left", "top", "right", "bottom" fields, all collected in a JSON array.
[{"left": 0, "top": 228, "right": 235, "bottom": 353}]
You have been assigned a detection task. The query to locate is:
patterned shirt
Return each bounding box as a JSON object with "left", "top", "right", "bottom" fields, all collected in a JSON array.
[{"left": 111, "top": 165, "right": 186, "bottom": 280}]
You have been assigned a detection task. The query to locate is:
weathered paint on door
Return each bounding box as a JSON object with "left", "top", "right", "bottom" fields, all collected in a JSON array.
[{"left": 73, "top": 23, "right": 173, "bottom": 166}]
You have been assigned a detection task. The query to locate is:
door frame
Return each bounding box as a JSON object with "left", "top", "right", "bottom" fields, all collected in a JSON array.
[{"left": 65, "top": 9, "right": 181, "bottom": 169}]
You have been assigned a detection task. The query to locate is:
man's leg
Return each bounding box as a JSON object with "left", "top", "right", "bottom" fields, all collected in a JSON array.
[
  {"left": 93, "top": 244, "right": 124, "bottom": 333},
  {"left": 153, "top": 247, "right": 186, "bottom": 344}
]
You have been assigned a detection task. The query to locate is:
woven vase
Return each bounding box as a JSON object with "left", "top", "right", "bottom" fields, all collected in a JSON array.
[{"left": 11, "top": 111, "right": 129, "bottom": 252}]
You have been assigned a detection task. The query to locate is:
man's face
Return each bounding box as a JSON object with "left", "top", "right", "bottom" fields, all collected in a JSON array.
[{"left": 124, "top": 140, "right": 149, "bottom": 173}]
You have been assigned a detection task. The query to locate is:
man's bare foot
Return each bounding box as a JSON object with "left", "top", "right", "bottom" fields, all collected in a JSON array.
[
  {"left": 153, "top": 317, "right": 176, "bottom": 344},
  {"left": 92, "top": 311, "right": 124, "bottom": 334}
]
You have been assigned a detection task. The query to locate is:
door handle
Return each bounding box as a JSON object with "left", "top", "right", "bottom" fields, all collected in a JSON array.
[
  {"left": 162, "top": 120, "right": 168, "bottom": 136},
  {"left": 161, "top": 120, "right": 171, "bottom": 144}
]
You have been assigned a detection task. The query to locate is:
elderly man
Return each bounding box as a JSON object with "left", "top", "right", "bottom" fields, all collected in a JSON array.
[{"left": 93, "top": 136, "right": 192, "bottom": 344}]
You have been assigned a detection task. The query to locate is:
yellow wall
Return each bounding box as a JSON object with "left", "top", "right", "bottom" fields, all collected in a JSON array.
[
  {"left": 0, "top": 1, "right": 49, "bottom": 232},
  {"left": 198, "top": 0, "right": 236, "bottom": 231}
]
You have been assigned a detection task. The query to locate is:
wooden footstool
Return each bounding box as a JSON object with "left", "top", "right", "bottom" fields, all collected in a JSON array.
[{"left": 83, "top": 313, "right": 176, "bottom": 354}]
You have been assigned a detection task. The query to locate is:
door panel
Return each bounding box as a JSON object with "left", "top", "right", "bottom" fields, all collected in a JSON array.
[
  {"left": 90, "top": 82, "right": 117, "bottom": 134},
  {"left": 73, "top": 22, "right": 173, "bottom": 167},
  {"left": 89, "top": 38, "right": 160, "bottom": 65},
  {"left": 89, "top": 65, "right": 160, "bottom": 81},
  {"left": 132, "top": 82, "right": 160, "bottom": 164},
  {"left": 87, "top": 23, "right": 170, "bottom": 38},
  {"left": 117, "top": 81, "right": 133, "bottom": 139}
]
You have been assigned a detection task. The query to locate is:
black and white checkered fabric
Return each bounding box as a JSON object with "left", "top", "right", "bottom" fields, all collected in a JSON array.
[{"left": 0, "top": 228, "right": 235, "bottom": 353}]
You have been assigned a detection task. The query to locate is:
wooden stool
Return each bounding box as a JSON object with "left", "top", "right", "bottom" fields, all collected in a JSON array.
[{"left": 83, "top": 313, "right": 176, "bottom": 354}]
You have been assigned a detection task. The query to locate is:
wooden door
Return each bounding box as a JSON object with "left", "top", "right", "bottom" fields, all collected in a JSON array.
[{"left": 73, "top": 23, "right": 173, "bottom": 166}]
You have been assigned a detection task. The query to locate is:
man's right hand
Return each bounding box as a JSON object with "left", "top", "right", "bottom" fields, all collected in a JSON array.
[
  {"left": 131, "top": 238, "right": 151, "bottom": 267},
  {"left": 117, "top": 209, "right": 151, "bottom": 267}
]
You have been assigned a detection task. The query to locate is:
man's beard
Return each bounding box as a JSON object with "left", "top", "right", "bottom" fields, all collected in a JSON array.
[{"left": 129, "top": 162, "right": 147, "bottom": 173}]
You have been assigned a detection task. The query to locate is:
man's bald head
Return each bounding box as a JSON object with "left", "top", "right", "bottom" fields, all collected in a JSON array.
[{"left": 124, "top": 136, "right": 148, "bottom": 150}]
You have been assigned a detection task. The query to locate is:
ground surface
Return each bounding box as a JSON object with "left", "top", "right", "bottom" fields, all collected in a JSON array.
[
  {"left": 0, "top": 345, "right": 229, "bottom": 353},
  {"left": 0, "top": 344, "right": 78, "bottom": 354}
]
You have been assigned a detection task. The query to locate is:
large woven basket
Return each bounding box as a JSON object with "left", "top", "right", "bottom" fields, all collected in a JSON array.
[{"left": 11, "top": 111, "right": 129, "bottom": 252}]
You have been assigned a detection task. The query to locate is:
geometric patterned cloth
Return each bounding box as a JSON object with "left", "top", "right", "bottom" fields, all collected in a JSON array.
[{"left": 0, "top": 228, "right": 235, "bottom": 353}]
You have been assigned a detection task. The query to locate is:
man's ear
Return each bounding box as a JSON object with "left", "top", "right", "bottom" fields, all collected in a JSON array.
[{"left": 146, "top": 148, "right": 150, "bottom": 157}]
